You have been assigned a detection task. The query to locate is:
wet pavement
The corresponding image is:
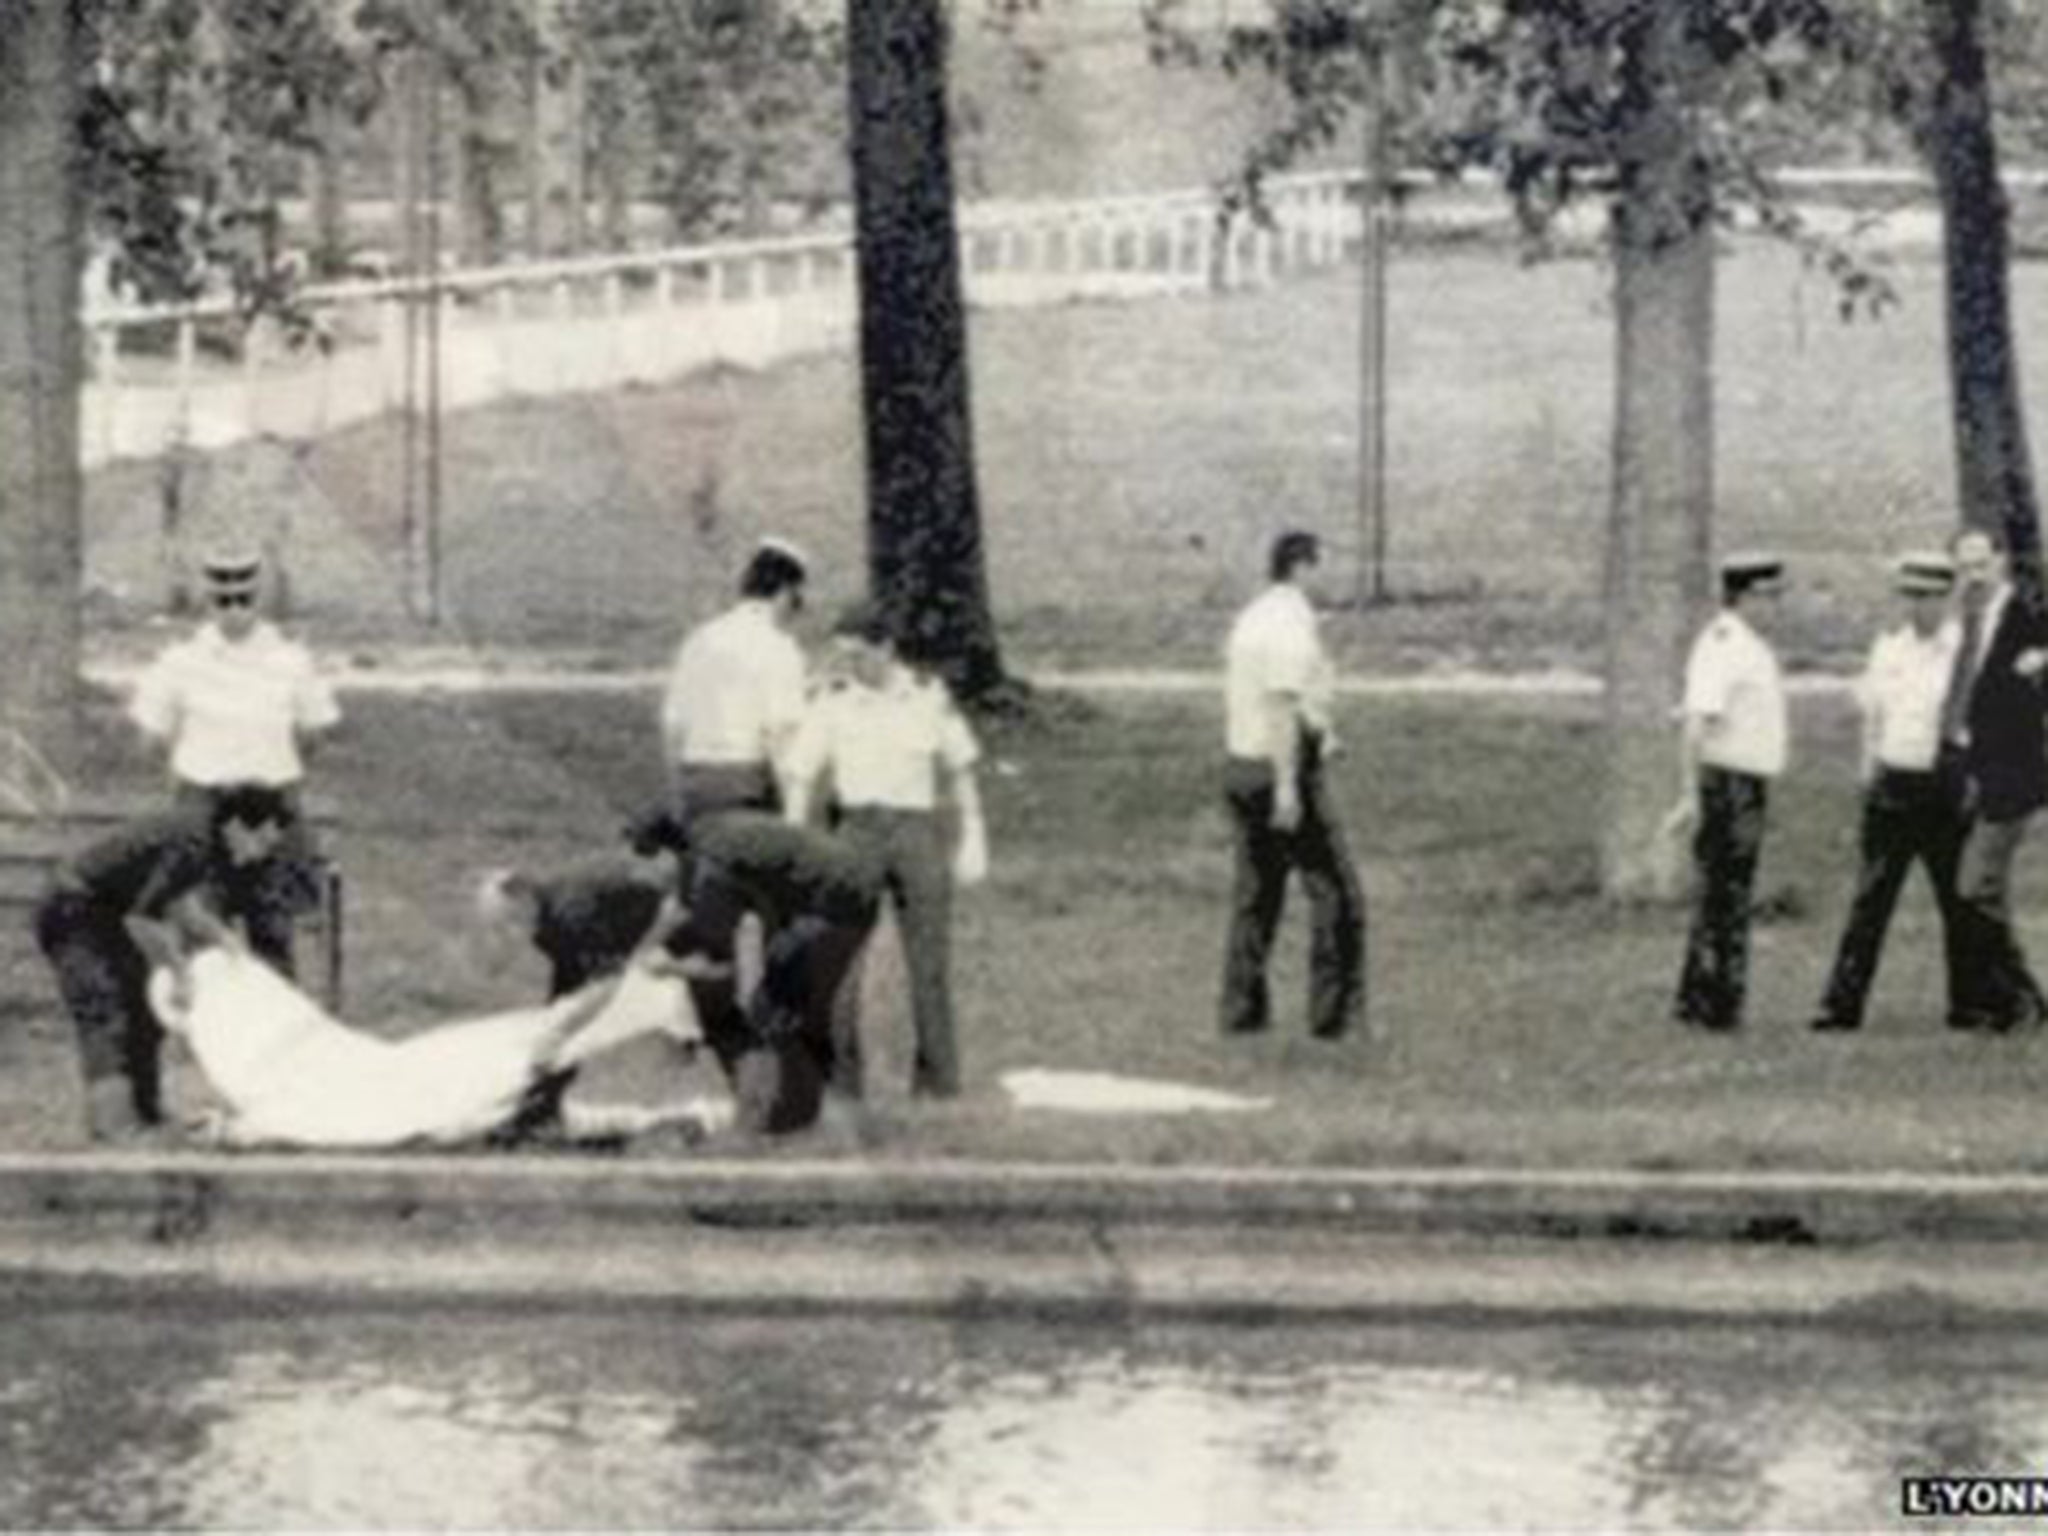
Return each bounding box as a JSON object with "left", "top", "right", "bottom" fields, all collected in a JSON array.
[{"left": 0, "top": 1302, "right": 2030, "bottom": 1530}]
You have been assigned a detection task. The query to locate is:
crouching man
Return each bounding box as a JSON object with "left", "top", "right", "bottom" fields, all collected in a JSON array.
[
  {"left": 647, "top": 811, "right": 881, "bottom": 1135},
  {"left": 33, "top": 785, "right": 290, "bottom": 1141},
  {"left": 473, "top": 820, "right": 683, "bottom": 1143}
]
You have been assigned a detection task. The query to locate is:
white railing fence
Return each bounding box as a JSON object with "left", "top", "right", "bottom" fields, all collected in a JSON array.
[{"left": 79, "top": 172, "right": 1366, "bottom": 470}]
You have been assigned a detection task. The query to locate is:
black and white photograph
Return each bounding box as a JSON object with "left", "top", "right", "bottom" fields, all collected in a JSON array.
[{"left": 4, "top": 0, "right": 2048, "bottom": 1529}]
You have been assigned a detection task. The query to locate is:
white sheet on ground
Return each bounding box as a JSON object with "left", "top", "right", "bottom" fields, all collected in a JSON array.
[
  {"left": 1000, "top": 1068, "right": 1272, "bottom": 1115},
  {"left": 152, "top": 949, "right": 701, "bottom": 1149}
]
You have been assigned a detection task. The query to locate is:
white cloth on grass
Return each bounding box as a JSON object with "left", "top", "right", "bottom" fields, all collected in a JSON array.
[
  {"left": 1001, "top": 1068, "right": 1272, "bottom": 1115},
  {"left": 151, "top": 949, "right": 699, "bottom": 1149}
]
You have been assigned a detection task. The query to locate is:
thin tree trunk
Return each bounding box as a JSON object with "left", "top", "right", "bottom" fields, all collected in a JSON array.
[
  {"left": 1923, "top": 0, "right": 2043, "bottom": 594},
  {"left": 846, "top": 0, "right": 1009, "bottom": 702},
  {"left": 310, "top": 101, "right": 350, "bottom": 278},
  {"left": 1599, "top": 3, "right": 1716, "bottom": 901},
  {"left": 0, "top": 0, "right": 84, "bottom": 767}
]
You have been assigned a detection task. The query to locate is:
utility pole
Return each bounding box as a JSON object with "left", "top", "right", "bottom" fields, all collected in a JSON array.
[
  {"left": 397, "top": 44, "right": 422, "bottom": 621},
  {"left": 1355, "top": 37, "right": 1393, "bottom": 606},
  {"left": 422, "top": 31, "right": 445, "bottom": 628},
  {"left": 397, "top": 19, "right": 446, "bottom": 627}
]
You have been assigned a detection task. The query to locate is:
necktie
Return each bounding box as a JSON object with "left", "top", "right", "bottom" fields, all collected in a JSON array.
[{"left": 1942, "top": 586, "right": 1989, "bottom": 745}]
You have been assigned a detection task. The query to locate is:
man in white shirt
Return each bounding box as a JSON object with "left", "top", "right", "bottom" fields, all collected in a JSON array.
[
  {"left": 1812, "top": 553, "right": 1969, "bottom": 1033},
  {"left": 658, "top": 537, "right": 811, "bottom": 1052},
  {"left": 128, "top": 551, "right": 340, "bottom": 976},
  {"left": 1668, "top": 553, "right": 1789, "bottom": 1032},
  {"left": 660, "top": 538, "right": 810, "bottom": 820},
  {"left": 1219, "top": 530, "right": 1364, "bottom": 1041},
  {"left": 785, "top": 602, "right": 988, "bottom": 1098}
]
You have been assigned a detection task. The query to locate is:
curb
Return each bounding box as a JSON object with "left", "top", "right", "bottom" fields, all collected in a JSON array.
[{"left": 6, "top": 1155, "right": 2048, "bottom": 1322}]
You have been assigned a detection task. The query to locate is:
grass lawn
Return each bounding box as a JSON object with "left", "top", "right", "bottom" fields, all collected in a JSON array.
[
  {"left": 8, "top": 684, "right": 2048, "bottom": 1172},
  {"left": 80, "top": 242, "right": 2048, "bottom": 675}
]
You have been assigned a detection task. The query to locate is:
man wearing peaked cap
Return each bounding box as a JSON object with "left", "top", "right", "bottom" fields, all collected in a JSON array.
[
  {"left": 129, "top": 548, "right": 341, "bottom": 977},
  {"left": 1667, "top": 551, "right": 1789, "bottom": 1032},
  {"left": 1812, "top": 551, "right": 1970, "bottom": 1033}
]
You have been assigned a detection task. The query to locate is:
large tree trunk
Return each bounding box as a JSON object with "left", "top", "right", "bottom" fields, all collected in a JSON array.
[
  {"left": 0, "top": 0, "right": 84, "bottom": 768},
  {"left": 846, "top": 0, "right": 1009, "bottom": 702},
  {"left": 1598, "top": 4, "right": 1716, "bottom": 900},
  {"left": 1923, "top": 0, "right": 2043, "bottom": 593}
]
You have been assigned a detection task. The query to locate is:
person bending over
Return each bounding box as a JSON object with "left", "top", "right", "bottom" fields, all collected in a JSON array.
[
  {"left": 646, "top": 812, "right": 883, "bottom": 1135},
  {"left": 33, "top": 785, "right": 290, "bottom": 1142}
]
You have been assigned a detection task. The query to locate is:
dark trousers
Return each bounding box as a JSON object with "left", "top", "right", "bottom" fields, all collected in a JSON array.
[
  {"left": 731, "top": 909, "right": 876, "bottom": 1134},
  {"left": 671, "top": 762, "right": 780, "bottom": 1069},
  {"left": 841, "top": 807, "right": 959, "bottom": 1096},
  {"left": 1817, "top": 768, "right": 1968, "bottom": 1028},
  {"left": 1677, "top": 767, "right": 1768, "bottom": 1030},
  {"left": 1219, "top": 754, "right": 1366, "bottom": 1039},
  {"left": 1953, "top": 809, "right": 2046, "bottom": 1029},
  {"left": 33, "top": 893, "right": 163, "bottom": 1124},
  {"left": 174, "top": 781, "right": 318, "bottom": 977}
]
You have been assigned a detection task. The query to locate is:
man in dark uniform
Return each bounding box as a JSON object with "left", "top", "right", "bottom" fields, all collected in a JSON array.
[
  {"left": 648, "top": 811, "right": 881, "bottom": 1135},
  {"left": 1941, "top": 527, "right": 2048, "bottom": 1033},
  {"left": 32, "top": 785, "right": 291, "bottom": 1141},
  {"left": 473, "top": 811, "right": 684, "bottom": 1142},
  {"left": 1667, "top": 554, "right": 1789, "bottom": 1032}
]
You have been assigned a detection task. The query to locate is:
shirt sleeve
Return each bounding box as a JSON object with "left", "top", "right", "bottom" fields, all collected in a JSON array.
[
  {"left": 658, "top": 639, "right": 695, "bottom": 759},
  {"left": 785, "top": 696, "right": 833, "bottom": 786},
  {"left": 935, "top": 693, "right": 981, "bottom": 773},
  {"left": 131, "top": 838, "right": 208, "bottom": 920},
  {"left": 1257, "top": 612, "right": 1321, "bottom": 698},
  {"left": 762, "top": 638, "right": 808, "bottom": 740},
  {"left": 1682, "top": 632, "right": 1731, "bottom": 719}
]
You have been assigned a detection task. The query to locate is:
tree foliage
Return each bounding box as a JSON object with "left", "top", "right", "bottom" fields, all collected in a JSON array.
[
  {"left": 1145, "top": 0, "right": 1905, "bottom": 314},
  {"left": 582, "top": 0, "right": 844, "bottom": 239},
  {"left": 81, "top": 0, "right": 372, "bottom": 310}
]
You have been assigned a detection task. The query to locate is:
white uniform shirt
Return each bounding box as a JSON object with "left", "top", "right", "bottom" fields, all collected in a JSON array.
[
  {"left": 1683, "top": 610, "right": 1789, "bottom": 779},
  {"left": 788, "top": 671, "right": 980, "bottom": 812},
  {"left": 1223, "top": 584, "right": 1334, "bottom": 759},
  {"left": 129, "top": 622, "right": 340, "bottom": 787},
  {"left": 1858, "top": 621, "right": 1960, "bottom": 772},
  {"left": 660, "top": 600, "right": 807, "bottom": 767}
]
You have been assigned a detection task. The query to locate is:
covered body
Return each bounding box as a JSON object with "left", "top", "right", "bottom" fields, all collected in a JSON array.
[{"left": 151, "top": 949, "right": 694, "bottom": 1148}]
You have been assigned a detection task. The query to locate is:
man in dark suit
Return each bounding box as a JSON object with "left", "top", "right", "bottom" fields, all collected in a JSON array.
[{"left": 1941, "top": 526, "right": 2048, "bottom": 1032}]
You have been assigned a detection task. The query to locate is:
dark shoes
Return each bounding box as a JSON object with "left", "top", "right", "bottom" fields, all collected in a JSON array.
[
  {"left": 1809, "top": 1013, "right": 1860, "bottom": 1034},
  {"left": 1949, "top": 994, "right": 2047, "bottom": 1035}
]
